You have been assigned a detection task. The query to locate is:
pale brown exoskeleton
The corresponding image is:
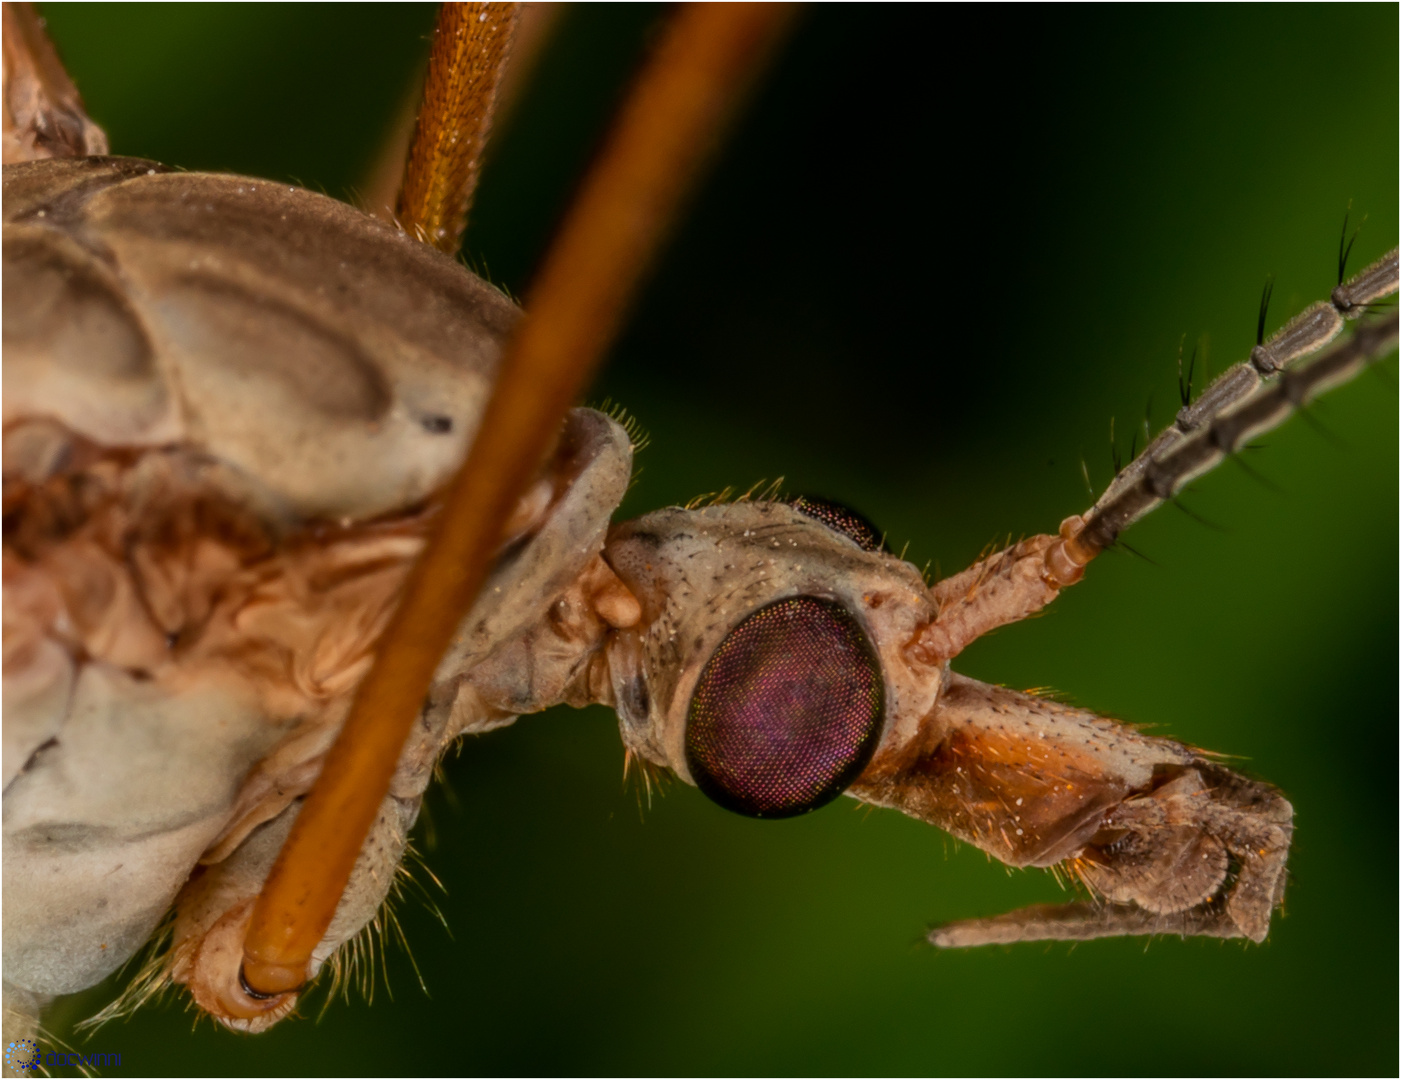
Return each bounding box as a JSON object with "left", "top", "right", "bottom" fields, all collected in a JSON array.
[{"left": 3, "top": 3, "right": 1397, "bottom": 1069}]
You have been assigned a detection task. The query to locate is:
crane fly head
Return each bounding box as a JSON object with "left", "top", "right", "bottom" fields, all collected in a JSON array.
[{"left": 600, "top": 500, "right": 945, "bottom": 818}]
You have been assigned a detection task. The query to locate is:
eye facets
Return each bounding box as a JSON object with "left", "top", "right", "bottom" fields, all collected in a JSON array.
[
  {"left": 789, "top": 494, "right": 885, "bottom": 553},
  {"left": 685, "top": 596, "right": 884, "bottom": 818}
]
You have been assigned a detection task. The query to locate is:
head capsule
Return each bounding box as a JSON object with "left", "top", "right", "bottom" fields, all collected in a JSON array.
[{"left": 600, "top": 500, "right": 944, "bottom": 816}]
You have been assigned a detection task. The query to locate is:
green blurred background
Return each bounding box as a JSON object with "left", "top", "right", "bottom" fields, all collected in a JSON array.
[{"left": 32, "top": 4, "right": 1396, "bottom": 1075}]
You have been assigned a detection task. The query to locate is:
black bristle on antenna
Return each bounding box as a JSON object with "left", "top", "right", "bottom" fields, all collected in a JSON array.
[
  {"left": 1169, "top": 498, "right": 1225, "bottom": 532},
  {"left": 1364, "top": 355, "right": 1396, "bottom": 389},
  {"left": 1177, "top": 341, "right": 1198, "bottom": 409},
  {"left": 1338, "top": 209, "right": 1355, "bottom": 285},
  {"left": 1228, "top": 450, "right": 1283, "bottom": 494},
  {"left": 1291, "top": 404, "right": 1346, "bottom": 448},
  {"left": 1256, "top": 276, "right": 1275, "bottom": 347},
  {"left": 1337, "top": 203, "right": 1366, "bottom": 286},
  {"left": 1114, "top": 539, "right": 1157, "bottom": 566}
]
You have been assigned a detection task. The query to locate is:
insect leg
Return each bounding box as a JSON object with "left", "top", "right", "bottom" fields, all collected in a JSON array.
[
  {"left": 396, "top": 2, "right": 522, "bottom": 253},
  {"left": 239, "top": 5, "right": 798, "bottom": 1005}
]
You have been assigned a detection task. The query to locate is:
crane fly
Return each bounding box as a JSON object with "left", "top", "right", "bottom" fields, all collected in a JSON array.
[{"left": 7, "top": 4, "right": 1397, "bottom": 1075}]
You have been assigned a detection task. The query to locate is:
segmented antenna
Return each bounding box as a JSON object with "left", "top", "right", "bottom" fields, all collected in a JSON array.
[{"left": 1074, "top": 248, "right": 1399, "bottom": 558}]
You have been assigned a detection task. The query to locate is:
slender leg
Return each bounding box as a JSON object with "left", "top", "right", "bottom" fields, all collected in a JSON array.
[
  {"left": 395, "top": 2, "right": 522, "bottom": 254},
  {"left": 239, "top": 3, "right": 797, "bottom": 1008}
]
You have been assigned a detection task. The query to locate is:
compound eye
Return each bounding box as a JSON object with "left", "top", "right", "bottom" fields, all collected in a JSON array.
[
  {"left": 789, "top": 495, "right": 885, "bottom": 552},
  {"left": 685, "top": 596, "right": 884, "bottom": 818}
]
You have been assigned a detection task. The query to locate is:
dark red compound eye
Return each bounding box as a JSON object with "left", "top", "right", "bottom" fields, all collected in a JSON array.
[
  {"left": 789, "top": 495, "right": 886, "bottom": 553},
  {"left": 685, "top": 596, "right": 885, "bottom": 818}
]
